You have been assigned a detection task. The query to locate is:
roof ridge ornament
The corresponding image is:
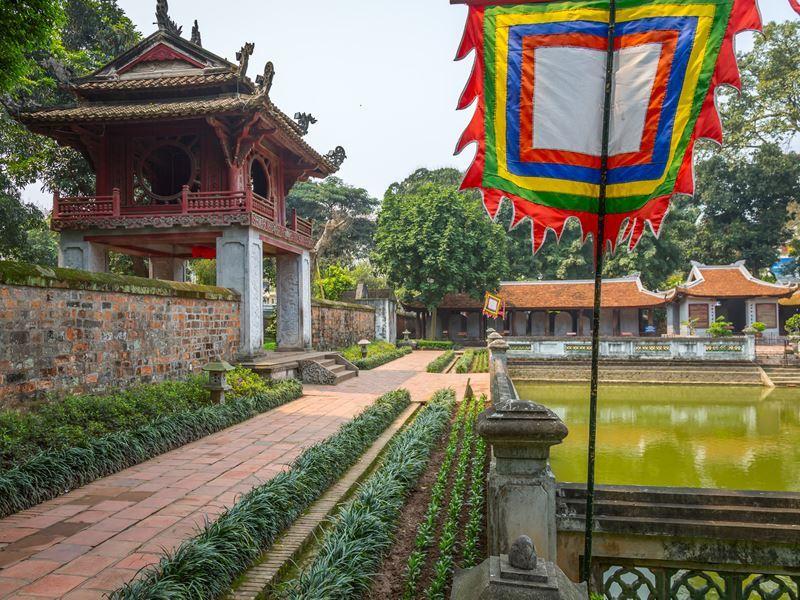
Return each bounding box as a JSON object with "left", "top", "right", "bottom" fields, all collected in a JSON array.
[
  {"left": 236, "top": 43, "right": 255, "bottom": 80},
  {"left": 324, "top": 146, "right": 347, "bottom": 167},
  {"left": 155, "top": 0, "right": 182, "bottom": 36},
  {"left": 294, "top": 112, "right": 317, "bottom": 136},
  {"left": 256, "top": 61, "right": 275, "bottom": 95},
  {"left": 191, "top": 20, "right": 202, "bottom": 47}
]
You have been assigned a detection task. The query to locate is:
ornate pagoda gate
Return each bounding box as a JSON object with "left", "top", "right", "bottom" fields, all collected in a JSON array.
[{"left": 17, "top": 1, "right": 345, "bottom": 359}]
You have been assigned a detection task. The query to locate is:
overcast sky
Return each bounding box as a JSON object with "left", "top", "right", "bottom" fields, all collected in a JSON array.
[{"left": 23, "top": 0, "right": 799, "bottom": 209}]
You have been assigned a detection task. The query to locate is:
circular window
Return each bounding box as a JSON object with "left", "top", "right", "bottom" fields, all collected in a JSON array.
[{"left": 139, "top": 143, "right": 194, "bottom": 202}]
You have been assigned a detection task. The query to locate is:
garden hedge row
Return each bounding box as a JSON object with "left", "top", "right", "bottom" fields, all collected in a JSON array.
[
  {"left": 111, "top": 389, "right": 412, "bottom": 600},
  {"left": 417, "top": 340, "right": 455, "bottom": 350},
  {"left": 282, "top": 388, "right": 455, "bottom": 599},
  {"left": 353, "top": 345, "right": 412, "bottom": 370},
  {"left": 0, "top": 379, "right": 303, "bottom": 519},
  {"left": 426, "top": 350, "right": 456, "bottom": 373}
]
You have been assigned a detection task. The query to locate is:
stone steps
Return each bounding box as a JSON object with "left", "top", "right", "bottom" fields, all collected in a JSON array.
[
  {"left": 509, "top": 369, "right": 761, "bottom": 385},
  {"left": 299, "top": 353, "right": 359, "bottom": 386},
  {"left": 558, "top": 484, "right": 800, "bottom": 544},
  {"left": 762, "top": 366, "right": 800, "bottom": 387}
]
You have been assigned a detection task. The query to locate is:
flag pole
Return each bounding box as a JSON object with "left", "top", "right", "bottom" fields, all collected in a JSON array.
[{"left": 582, "top": 0, "right": 616, "bottom": 587}]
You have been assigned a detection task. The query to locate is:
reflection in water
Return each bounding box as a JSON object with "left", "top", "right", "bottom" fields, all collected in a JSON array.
[{"left": 514, "top": 383, "right": 800, "bottom": 491}]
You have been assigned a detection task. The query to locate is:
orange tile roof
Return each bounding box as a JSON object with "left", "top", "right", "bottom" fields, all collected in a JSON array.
[
  {"left": 677, "top": 262, "right": 795, "bottom": 299},
  {"left": 437, "top": 276, "right": 668, "bottom": 310}
]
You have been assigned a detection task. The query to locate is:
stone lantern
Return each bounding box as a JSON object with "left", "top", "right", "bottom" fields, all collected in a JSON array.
[
  {"left": 358, "top": 339, "right": 371, "bottom": 359},
  {"left": 402, "top": 329, "right": 411, "bottom": 342},
  {"left": 203, "top": 360, "right": 235, "bottom": 404}
]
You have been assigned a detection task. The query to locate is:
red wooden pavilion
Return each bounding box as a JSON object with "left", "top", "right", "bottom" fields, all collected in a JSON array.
[{"left": 17, "top": 3, "right": 344, "bottom": 357}]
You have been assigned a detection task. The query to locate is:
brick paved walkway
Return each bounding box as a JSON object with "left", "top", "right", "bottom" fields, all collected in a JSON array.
[{"left": 0, "top": 351, "right": 488, "bottom": 599}]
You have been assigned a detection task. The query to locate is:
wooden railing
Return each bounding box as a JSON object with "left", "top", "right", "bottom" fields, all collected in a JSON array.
[
  {"left": 53, "top": 188, "right": 313, "bottom": 239},
  {"left": 289, "top": 208, "right": 313, "bottom": 238},
  {"left": 54, "top": 189, "right": 120, "bottom": 219}
]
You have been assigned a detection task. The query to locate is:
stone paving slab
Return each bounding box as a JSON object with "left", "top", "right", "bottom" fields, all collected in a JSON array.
[{"left": 0, "top": 351, "right": 489, "bottom": 598}]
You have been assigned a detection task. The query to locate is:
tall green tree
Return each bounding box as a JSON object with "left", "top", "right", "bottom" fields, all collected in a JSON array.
[
  {"left": 689, "top": 144, "right": 800, "bottom": 273},
  {"left": 0, "top": 0, "right": 63, "bottom": 94},
  {"left": 718, "top": 21, "right": 800, "bottom": 150},
  {"left": 0, "top": 0, "right": 139, "bottom": 268},
  {"left": 374, "top": 170, "right": 508, "bottom": 336},
  {"left": 286, "top": 177, "right": 379, "bottom": 269}
]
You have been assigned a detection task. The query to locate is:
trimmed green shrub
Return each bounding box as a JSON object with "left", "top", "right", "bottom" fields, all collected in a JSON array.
[
  {"left": 416, "top": 340, "right": 455, "bottom": 350},
  {"left": 426, "top": 350, "right": 456, "bottom": 373},
  {"left": 340, "top": 340, "right": 397, "bottom": 362},
  {"left": 0, "top": 377, "right": 210, "bottom": 468},
  {"left": 111, "top": 389, "right": 412, "bottom": 600},
  {"left": 0, "top": 379, "right": 303, "bottom": 519},
  {"left": 281, "top": 389, "right": 455, "bottom": 599},
  {"left": 353, "top": 346, "right": 412, "bottom": 370}
]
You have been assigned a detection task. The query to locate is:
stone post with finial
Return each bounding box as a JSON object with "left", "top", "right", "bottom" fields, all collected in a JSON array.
[{"left": 450, "top": 332, "right": 585, "bottom": 599}]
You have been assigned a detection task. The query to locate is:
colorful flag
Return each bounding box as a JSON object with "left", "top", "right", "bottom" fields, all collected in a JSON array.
[
  {"left": 455, "top": 0, "right": 764, "bottom": 253},
  {"left": 482, "top": 292, "right": 506, "bottom": 318}
]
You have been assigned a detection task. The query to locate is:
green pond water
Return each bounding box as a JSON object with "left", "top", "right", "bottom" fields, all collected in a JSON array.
[{"left": 514, "top": 382, "right": 800, "bottom": 492}]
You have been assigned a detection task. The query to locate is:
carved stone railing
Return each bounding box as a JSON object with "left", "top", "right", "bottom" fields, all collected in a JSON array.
[
  {"left": 557, "top": 483, "right": 800, "bottom": 597},
  {"left": 506, "top": 335, "right": 757, "bottom": 362}
]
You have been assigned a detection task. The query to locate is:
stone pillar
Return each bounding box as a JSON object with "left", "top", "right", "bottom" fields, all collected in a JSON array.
[
  {"left": 149, "top": 257, "right": 186, "bottom": 282},
  {"left": 216, "top": 227, "right": 264, "bottom": 359},
  {"left": 480, "top": 334, "right": 568, "bottom": 562},
  {"left": 58, "top": 231, "right": 108, "bottom": 273},
  {"left": 276, "top": 250, "right": 312, "bottom": 350}
]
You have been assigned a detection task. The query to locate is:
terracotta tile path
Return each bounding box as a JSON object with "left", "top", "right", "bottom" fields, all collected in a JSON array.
[{"left": 0, "top": 351, "right": 488, "bottom": 599}]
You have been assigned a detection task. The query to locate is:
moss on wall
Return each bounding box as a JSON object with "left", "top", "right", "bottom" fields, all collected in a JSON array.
[{"left": 0, "top": 260, "right": 239, "bottom": 301}]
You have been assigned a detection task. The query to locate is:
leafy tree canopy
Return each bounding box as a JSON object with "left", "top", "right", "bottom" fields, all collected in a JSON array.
[
  {"left": 286, "top": 177, "right": 379, "bottom": 266},
  {"left": 0, "top": 0, "right": 64, "bottom": 94},
  {"left": 0, "top": 0, "right": 139, "bottom": 269},
  {"left": 373, "top": 169, "right": 509, "bottom": 312},
  {"left": 719, "top": 21, "right": 800, "bottom": 150},
  {"left": 690, "top": 144, "right": 800, "bottom": 273}
]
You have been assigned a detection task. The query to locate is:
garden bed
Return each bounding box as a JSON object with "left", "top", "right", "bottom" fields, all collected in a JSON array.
[
  {"left": 455, "top": 349, "right": 489, "bottom": 374},
  {"left": 426, "top": 350, "right": 456, "bottom": 373},
  {"left": 0, "top": 368, "right": 302, "bottom": 518},
  {"left": 368, "top": 391, "right": 489, "bottom": 599},
  {"left": 278, "top": 389, "right": 456, "bottom": 598}
]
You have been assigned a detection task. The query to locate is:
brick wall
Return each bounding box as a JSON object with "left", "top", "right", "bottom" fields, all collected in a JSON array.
[
  {"left": 0, "top": 262, "right": 240, "bottom": 406},
  {"left": 312, "top": 298, "right": 375, "bottom": 350}
]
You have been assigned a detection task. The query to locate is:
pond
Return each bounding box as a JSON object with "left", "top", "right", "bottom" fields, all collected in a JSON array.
[{"left": 514, "top": 382, "right": 800, "bottom": 492}]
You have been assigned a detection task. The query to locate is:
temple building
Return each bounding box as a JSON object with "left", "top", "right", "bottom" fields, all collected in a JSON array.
[
  {"left": 412, "top": 276, "right": 669, "bottom": 341},
  {"left": 410, "top": 263, "right": 796, "bottom": 342},
  {"left": 666, "top": 261, "right": 796, "bottom": 337},
  {"left": 16, "top": 3, "right": 345, "bottom": 358}
]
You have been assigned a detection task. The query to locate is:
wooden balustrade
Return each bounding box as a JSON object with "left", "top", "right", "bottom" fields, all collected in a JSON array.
[{"left": 52, "top": 189, "right": 312, "bottom": 240}]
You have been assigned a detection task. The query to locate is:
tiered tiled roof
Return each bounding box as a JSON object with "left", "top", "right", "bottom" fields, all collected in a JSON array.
[
  {"left": 71, "top": 73, "right": 238, "bottom": 92},
  {"left": 676, "top": 262, "right": 794, "bottom": 298},
  {"left": 16, "top": 23, "right": 336, "bottom": 177},
  {"left": 433, "top": 276, "right": 668, "bottom": 310}
]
